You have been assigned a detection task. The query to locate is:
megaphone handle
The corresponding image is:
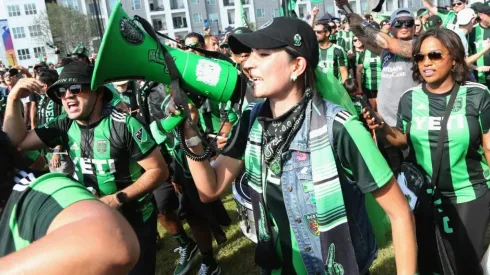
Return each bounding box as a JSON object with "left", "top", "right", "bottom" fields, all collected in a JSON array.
[{"left": 161, "top": 113, "right": 186, "bottom": 133}]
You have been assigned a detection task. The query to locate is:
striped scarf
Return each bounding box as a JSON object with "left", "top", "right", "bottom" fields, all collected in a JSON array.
[{"left": 245, "top": 94, "right": 359, "bottom": 274}]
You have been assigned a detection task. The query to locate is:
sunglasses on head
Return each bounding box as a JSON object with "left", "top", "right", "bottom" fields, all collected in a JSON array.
[
  {"left": 393, "top": 19, "right": 415, "bottom": 28},
  {"left": 55, "top": 84, "right": 87, "bottom": 99},
  {"left": 452, "top": 2, "right": 463, "bottom": 7},
  {"left": 413, "top": 51, "right": 447, "bottom": 63}
]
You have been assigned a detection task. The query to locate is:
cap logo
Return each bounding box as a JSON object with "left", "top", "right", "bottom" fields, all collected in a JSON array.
[
  {"left": 293, "top": 34, "right": 302, "bottom": 47},
  {"left": 120, "top": 17, "right": 144, "bottom": 45},
  {"left": 259, "top": 19, "right": 274, "bottom": 30}
]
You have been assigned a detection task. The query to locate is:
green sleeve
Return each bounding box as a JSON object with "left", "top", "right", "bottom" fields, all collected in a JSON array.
[
  {"left": 356, "top": 51, "right": 365, "bottom": 66},
  {"left": 108, "top": 85, "right": 122, "bottom": 106},
  {"left": 479, "top": 87, "right": 490, "bottom": 133},
  {"left": 34, "top": 113, "right": 69, "bottom": 148},
  {"left": 125, "top": 116, "right": 157, "bottom": 160},
  {"left": 333, "top": 113, "right": 393, "bottom": 193},
  {"left": 31, "top": 175, "right": 96, "bottom": 240},
  {"left": 336, "top": 48, "right": 348, "bottom": 67}
]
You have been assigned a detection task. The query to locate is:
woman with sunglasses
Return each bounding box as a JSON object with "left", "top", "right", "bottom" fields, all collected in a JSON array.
[
  {"left": 181, "top": 17, "right": 416, "bottom": 275},
  {"left": 423, "top": 0, "right": 467, "bottom": 30},
  {"left": 365, "top": 28, "right": 490, "bottom": 274}
]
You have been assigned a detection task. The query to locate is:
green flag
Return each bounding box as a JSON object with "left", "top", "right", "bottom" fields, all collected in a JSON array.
[
  {"left": 280, "top": 0, "right": 297, "bottom": 17},
  {"left": 234, "top": 0, "right": 249, "bottom": 28}
]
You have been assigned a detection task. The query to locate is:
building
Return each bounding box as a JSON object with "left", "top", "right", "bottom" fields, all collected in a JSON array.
[
  {"left": 1, "top": 0, "right": 455, "bottom": 67},
  {"left": 0, "top": 0, "right": 57, "bottom": 67}
]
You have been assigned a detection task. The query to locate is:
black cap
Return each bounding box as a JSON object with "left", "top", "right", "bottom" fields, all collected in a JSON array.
[
  {"left": 4, "top": 68, "right": 19, "bottom": 77},
  {"left": 46, "top": 61, "right": 112, "bottom": 104},
  {"left": 228, "top": 17, "right": 319, "bottom": 68},
  {"left": 473, "top": 2, "right": 490, "bottom": 14},
  {"left": 426, "top": 15, "right": 443, "bottom": 29}
]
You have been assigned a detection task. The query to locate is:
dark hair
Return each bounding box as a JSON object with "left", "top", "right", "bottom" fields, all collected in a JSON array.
[
  {"left": 185, "top": 32, "right": 205, "bottom": 48},
  {"left": 315, "top": 22, "right": 332, "bottom": 34},
  {"left": 411, "top": 28, "right": 468, "bottom": 84},
  {"left": 38, "top": 70, "right": 59, "bottom": 86},
  {"left": 284, "top": 46, "right": 316, "bottom": 92},
  {"left": 343, "top": 78, "right": 358, "bottom": 94}
]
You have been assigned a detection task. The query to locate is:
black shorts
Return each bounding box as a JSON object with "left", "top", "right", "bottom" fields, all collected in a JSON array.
[
  {"left": 152, "top": 181, "right": 179, "bottom": 214},
  {"left": 362, "top": 88, "right": 378, "bottom": 99},
  {"left": 416, "top": 190, "right": 490, "bottom": 275}
]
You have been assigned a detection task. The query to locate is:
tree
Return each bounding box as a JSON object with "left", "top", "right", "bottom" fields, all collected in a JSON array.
[{"left": 34, "top": 3, "right": 98, "bottom": 56}]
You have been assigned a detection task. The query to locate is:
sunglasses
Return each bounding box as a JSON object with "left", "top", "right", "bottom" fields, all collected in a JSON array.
[
  {"left": 413, "top": 51, "right": 448, "bottom": 63},
  {"left": 184, "top": 42, "right": 199, "bottom": 49},
  {"left": 452, "top": 2, "right": 463, "bottom": 7},
  {"left": 353, "top": 39, "right": 359, "bottom": 42},
  {"left": 314, "top": 30, "right": 326, "bottom": 34},
  {"left": 393, "top": 19, "right": 415, "bottom": 28},
  {"left": 55, "top": 84, "right": 87, "bottom": 98}
]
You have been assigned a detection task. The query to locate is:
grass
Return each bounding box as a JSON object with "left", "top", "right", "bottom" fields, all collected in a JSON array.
[{"left": 155, "top": 190, "right": 490, "bottom": 275}]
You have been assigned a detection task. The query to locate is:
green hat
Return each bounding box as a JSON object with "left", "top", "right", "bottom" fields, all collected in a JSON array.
[
  {"left": 47, "top": 61, "right": 112, "bottom": 104},
  {"left": 71, "top": 45, "right": 89, "bottom": 57}
]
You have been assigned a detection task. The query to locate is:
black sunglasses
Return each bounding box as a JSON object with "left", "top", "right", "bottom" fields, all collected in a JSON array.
[
  {"left": 393, "top": 19, "right": 415, "bottom": 28},
  {"left": 452, "top": 2, "right": 463, "bottom": 7},
  {"left": 413, "top": 51, "right": 447, "bottom": 63},
  {"left": 314, "top": 30, "right": 326, "bottom": 34},
  {"left": 353, "top": 39, "right": 359, "bottom": 42},
  {"left": 55, "top": 84, "right": 87, "bottom": 98}
]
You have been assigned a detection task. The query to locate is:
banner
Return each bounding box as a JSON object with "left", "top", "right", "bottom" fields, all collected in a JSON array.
[
  {"left": 0, "top": 19, "right": 17, "bottom": 66},
  {"left": 234, "top": 0, "right": 249, "bottom": 28}
]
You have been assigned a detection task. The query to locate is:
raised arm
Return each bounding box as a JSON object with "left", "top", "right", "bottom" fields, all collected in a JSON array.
[
  {"left": 347, "top": 13, "right": 413, "bottom": 58},
  {"left": 422, "top": 0, "right": 438, "bottom": 16},
  {"left": 467, "top": 38, "right": 490, "bottom": 65}
]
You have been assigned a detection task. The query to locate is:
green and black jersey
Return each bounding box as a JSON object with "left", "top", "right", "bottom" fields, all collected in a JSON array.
[
  {"left": 37, "top": 95, "right": 63, "bottom": 126},
  {"left": 199, "top": 100, "right": 238, "bottom": 134},
  {"left": 329, "top": 32, "right": 337, "bottom": 44},
  {"left": 357, "top": 50, "right": 382, "bottom": 91},
  {"left": 318, "top": 44, "right": 348, "bottom": 80},
  {"left": 437, "top": 8, "right": 457, "bottom": 30},
  {"left": 224, "top": 104, "right": 393, "bottom": 275},
  {"left": 468, "top": 24, "right": 490, "bottom": 85},
  {"left": 336, "top": 30, "right": 354, "bottom": 54},
  {"left": 397, "top": 83, "right": 490, "bottom": 203},
  {"left": 0, "top": 171, "right": 95, "bottom": 255},
  {"left": 34, "top": 107, "right": 157, "bottom": 218}
]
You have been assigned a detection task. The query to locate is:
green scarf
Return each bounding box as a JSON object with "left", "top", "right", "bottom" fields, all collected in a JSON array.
[{"left": 245, "top": 94, "right": 359, "bottom": 274}]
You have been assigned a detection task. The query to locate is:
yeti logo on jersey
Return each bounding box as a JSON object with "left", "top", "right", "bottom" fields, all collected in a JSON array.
[
  {"left": 413, "top": 114, "right": 465, "bottom": 130},
  {"left": 452, "top": 98, "right": 463, "bottom": 113},
  {"left": 133, "top": 127, "right": 147, "bottom": 143},
  {"left": 97, "top": 140, "right": 107, "bottom": 154},
  {"left": 73, "top": 157, "right": 116, "bottom": 175}
]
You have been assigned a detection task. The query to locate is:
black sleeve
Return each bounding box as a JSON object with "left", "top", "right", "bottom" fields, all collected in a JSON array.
[
  {"left": 221, "top": 108, "right": 251, "bottom": 160},
  {"left": 34, "top": 114, "right": 70, "bottom": 148}
]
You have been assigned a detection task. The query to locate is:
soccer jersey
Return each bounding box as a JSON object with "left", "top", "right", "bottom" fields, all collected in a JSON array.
[
  {"left": 0, "top": 171, "right": 96, "bottom": 255},
  {"left": 336, "top": 30, "right": 354, "bottom": 54},
  {"left": 34, "top": 107, "right": 157, "bottom": 218},
  {"left": 199, "top": 99, "right": 238, "bottom": 134},
  {"left": 318, "top": 44, "right": 348, "bottom": 80},
  {"left": 437, "top": 8, "right": 457, "bottom": 30},
  {"left": 468, "top": 24, "right": 490, "bottom": 85},
  {"left": 37, "top": 95, "right": 63, "bottom": 128},
  {"left": 357, "top": 50, "right": 382, "bottom": 91},
  {"left": 396, "top": 83, "right": 490, "bottom": 203}
]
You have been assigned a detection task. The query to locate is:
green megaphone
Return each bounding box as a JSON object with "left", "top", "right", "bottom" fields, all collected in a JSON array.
[{"left": 91, "top": 1, "right": 240, "bottom": 131}]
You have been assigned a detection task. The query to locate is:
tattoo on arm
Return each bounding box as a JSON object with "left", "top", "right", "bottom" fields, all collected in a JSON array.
[{"left": 397, "top": 39, "right": 413, "bottom": 58}]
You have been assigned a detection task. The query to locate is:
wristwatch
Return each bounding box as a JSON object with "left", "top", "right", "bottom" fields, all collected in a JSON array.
[
  {"left": 185, "top": 136, "right": 202, "bottom": 147},
  {"left": 115, "top": 192, "right": 129, "bottom": 205}
]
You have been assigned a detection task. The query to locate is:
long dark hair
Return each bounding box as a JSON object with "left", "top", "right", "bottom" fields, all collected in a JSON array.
[{"left": 411, "top": 28, "right": 468, "bottom": 84}]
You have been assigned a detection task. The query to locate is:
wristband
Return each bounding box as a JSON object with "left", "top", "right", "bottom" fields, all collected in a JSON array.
[{"left": 185, "top": 136, "right": 202, "bottom": 147}]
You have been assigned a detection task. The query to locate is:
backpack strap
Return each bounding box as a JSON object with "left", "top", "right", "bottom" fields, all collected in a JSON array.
[{"left": 248, "top": 102, "right": 264, "bottom": 134}]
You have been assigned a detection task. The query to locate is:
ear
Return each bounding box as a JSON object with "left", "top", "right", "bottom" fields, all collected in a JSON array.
[{"left": 292, "top": 57, "right": 308, "bottom": 79}]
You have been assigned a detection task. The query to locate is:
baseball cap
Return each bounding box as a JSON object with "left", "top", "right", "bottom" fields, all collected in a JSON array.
[
  {"left": 426, "top": 15, "right": 443, "bottom": 29},
  {"left": 228, "top": 17, "right": 319, "bottom": 68},
  {"left": 220, "top": 27, "right": 253, "bottom": 49},
  {"left": 417, "top": 8, "right": 429, "bottom": 17},
  {"left": 390, "top": 8, "right": 414, "bottom": 24},
  {"left": 472, "top": 1, "right": 490, "bottom": 14},
  {"left": 46, "top": 61, "right": 112, "bottom": 104},
  {"left": 457, "top": 8, "right": 476, "bottom": 25}
]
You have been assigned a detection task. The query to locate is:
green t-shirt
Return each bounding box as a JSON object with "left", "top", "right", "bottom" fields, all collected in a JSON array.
[
  {"left": 199, "top": 99, "right": 238, "bottom": 134},
  {"left": 357, "top": 50, "right": 382, "bottom": 91},
  {"left": 318, "top": 44, "right": 348, "bottom": 80},
  {"left": 468, "top": 24, "right": 490, "bottom": 85},
  {"left": 224, "top": 105, "right": 393, "bottom": 274},
  {"left": 437, "top": 8, "right": 457, "bottom": 30},
  {"left": 336, "top": 30, "right": 354, "bottom": 54},
  {"left": 34, "top": 108, "right": 157, "bottom": 219},
  {"left": 396, "top": 83, "right": 490, "bottom": 203},
  {"left": 0, "top": 172, "right": 96, "bottom": 255}
]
